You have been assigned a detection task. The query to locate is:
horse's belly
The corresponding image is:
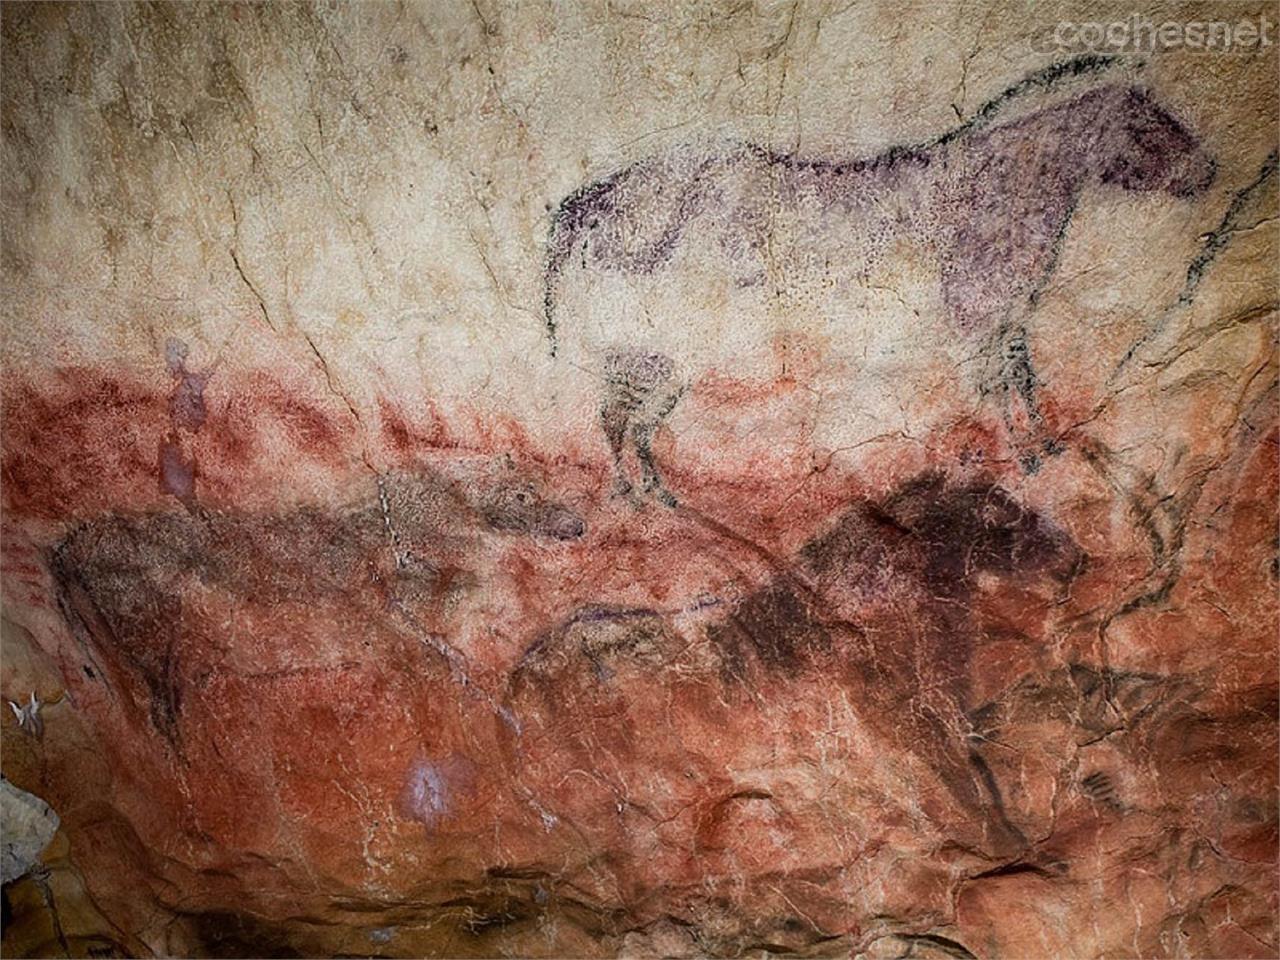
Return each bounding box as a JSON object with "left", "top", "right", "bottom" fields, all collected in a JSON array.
[
  {"left": 803, "top": 246, "right": 984, "bottom": 451},
  {"left": 555, "top": 254, "right": 774, "bottom": 376},
  {"left": 554, "top": 218, "right": 980, "bottom": 454}
]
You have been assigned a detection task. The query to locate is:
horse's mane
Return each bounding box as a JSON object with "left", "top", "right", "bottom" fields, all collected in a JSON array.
[
  {"left": 936, "top": 54, "right": 1122, "bottom": 146},
  {"left": 867, "top": 54, "right": 1124, "bottom": 167}
]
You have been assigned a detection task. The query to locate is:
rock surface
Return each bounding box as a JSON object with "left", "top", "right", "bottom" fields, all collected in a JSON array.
[
  {"left": 1, "top": 2, "right": 1277, "bottom": 957},
  {"left": 1, "top": 778, "right": 59, "bottom": 885}
]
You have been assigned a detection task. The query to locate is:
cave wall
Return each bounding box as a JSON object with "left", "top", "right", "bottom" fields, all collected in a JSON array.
[{"left": 2, "top": 2, "right": 1277, "bottom": 957}]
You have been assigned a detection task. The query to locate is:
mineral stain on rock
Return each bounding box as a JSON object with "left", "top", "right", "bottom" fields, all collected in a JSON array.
[{"left": 402, "top": 759, "right": 451, "bottom": 828}]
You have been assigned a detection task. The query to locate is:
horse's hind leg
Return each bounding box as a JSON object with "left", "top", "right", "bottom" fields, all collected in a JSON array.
[
  {"left": 631, "top": 384, "right": 684, "bottom": 508},
  {"left": 600, "top": 391, "right": 635, "bottom": 496}
]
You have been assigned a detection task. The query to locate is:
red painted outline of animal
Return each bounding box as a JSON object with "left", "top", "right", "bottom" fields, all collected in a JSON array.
[
  {"left": 49, "top": 456, "right": 585, "bottom": 750},
  {"left": 543, "top": 59, "right": 1214, "bottom": 502}
]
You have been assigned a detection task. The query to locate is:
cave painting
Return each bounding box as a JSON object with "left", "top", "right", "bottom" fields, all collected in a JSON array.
[
  {"left": 51, "top": 459, "right": 585, "bottom": 752},
  {"left": 545, "top": 60, "right": 1215, "bottom": 499},
  {"left": 2, "top": 21, "right": 1274, "bottom": 956},
  {"left": 508, "top": 473, "right": 1085, "bottom": 857}
]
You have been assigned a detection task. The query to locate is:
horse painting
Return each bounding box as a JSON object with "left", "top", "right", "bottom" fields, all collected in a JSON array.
[{"left": 543, "top": 63, "right": 1215, "bottom": 502}]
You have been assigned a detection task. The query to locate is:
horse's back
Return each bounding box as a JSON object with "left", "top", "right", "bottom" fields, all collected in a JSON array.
[{"left": 548, "top": 141, "right": 956, "bottom": 376}]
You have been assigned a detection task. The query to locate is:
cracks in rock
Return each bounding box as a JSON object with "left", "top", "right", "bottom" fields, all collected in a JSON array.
[
  {"left": 385, "top": 592, "right": 519, "bottom": 737},
  {"left": 672, "top": 501, "right": 820, "bottom": 609},
  {"left": 226, "top": 189, "right": 282, "bottom": 343},
  {"left": 228, "top": 247, "right": 277, "bottom": 335},
  {"left": 1090, "top": 350, "right": 1269, "bottom": 634},
  {"left": 298, "top": 329, "right": 377, "bottom": 473},
  {"left": 468, "top": 0, "right": 523, "bottom": 124},
  {"left": 1077, "top": 441, "right": 1204, "bottom": 717},
  {"left": 465, "top": 210, "right": 540, "bottom": 336},
  {"left": 756, "top": 1, "right": 804, "bottom": 303},
  {"left": 369, "top": 493, "right": 466, "bottom": 678},
  {"left": 228, "top": 189, "right": 378, "bottom": 473},
  {"left": 765, "top": 0, "right": 802, "bottom": 137},
  {"left": 898, "top": 932, "right": 979, "bottom": 959},
  {"left": 1054, "top": 295, "right": 1273, "bottom": 461},
  {"left": 1111, "top": 149, "right": 1279, "bottom": 380},
  {"left": 862, "top": 279, "right": 923, "bottom": 319},
  {"left": 949, "top": 8, "right": 997, "bottom": 124},
  {"left": 335, "top": 754, "right": 394, "bottom": 887},
  {"left": 26, "top": 865, "right": 72, "bottom": 959},
  {"left": 375, "top": 476, "right": 408, "bottom": 570},
  {"left": 294, "top": 139, "right": 386, "bottom": 302},
  {"left": 1077, "top": 338, "right": 1272, "bottom": 655}
]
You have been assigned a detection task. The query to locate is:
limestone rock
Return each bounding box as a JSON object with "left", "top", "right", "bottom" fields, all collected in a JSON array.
[{"left": 0, "top": 778, "right": 58, "bottom": 885}]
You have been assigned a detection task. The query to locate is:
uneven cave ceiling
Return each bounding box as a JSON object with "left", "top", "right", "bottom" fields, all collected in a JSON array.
[{"left": 1, "top": 2, "right": 1277, "bottom": 958}]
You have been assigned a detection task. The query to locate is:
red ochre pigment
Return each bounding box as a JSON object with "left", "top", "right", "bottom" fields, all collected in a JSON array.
[{"left": 1, "top": 355, "right": 1274, "bottom": 956}]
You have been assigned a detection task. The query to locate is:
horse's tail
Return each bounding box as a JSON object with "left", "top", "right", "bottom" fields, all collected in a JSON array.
[
  {"left": 543, "top": 174, "right": 622, "bottom": 358},
  {"left": 542, "top": 211, "right": 575, "bottom": 359}
]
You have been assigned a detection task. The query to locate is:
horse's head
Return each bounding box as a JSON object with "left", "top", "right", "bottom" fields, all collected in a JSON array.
[{"left": 1099, "top": 87, "right": 1215, "bottom": 198}]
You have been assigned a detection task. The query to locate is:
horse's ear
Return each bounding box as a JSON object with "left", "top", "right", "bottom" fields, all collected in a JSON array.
[{"left": 1121, "top": 86, "right": 1159, "bottom": 115}]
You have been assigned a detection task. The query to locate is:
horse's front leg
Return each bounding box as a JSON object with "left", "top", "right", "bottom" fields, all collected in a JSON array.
[
  {"left": 994, "top": 321, "right": 1064, "bottom": 473},
  {"left": 601, "top": 349, "right": 681, "bottom": 504}
]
